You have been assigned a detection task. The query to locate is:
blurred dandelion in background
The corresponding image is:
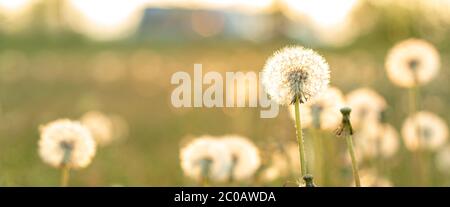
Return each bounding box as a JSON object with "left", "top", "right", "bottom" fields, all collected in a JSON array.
[
  {"left": 289, "top": 86, "right": 345, "bottom": 130},
  {"left": 180, "top": 136, "right": 232, "bottom": 184},
  {"left": 219, "top": 135, "right": 261, "bottom": 182},
  {"left": 385, "top": 39, "right": 440, "bottom": 88},
  {"left": 38, "top": 119, "right": 96, "bottom": 186},
  {"left": 346, "top": 88, "right": 387, "bottom": 129},
  {"left": 354, "top": 123, "right": 399, "bottom": 160},
  {"left": 80, "top": 111, "right": 114, "bottom": 147},
  {"left": 401, "top": 111, "right": 448, "bottom": 151},
  {"left": 39, "top": 119, "right": 96, "bottom": 169}
]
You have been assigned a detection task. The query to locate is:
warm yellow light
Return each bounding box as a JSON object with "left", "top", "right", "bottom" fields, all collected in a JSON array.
[
  {"left": 65, "top": 0, "right": 144, "bottom": 40},
  {"left": 143, "top": 0, "right": 274, "bottom": 13},
  {"left": 283, "top": 0, "right": 359, "bottom": 27},
  {"left": 0, "top": 0, "right": 32, "bottom": 12}
]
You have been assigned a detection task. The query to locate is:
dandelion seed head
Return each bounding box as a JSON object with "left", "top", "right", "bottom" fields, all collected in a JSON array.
[
  {"left": 81, "top": 111, "right": 114, "bottom": 147},
  {"left": 219, "top": 135, "right": 261, "bottom": 181},
  {"left": 355, "top": 123, "right": 399, "bottom": 159},
  {"left": 289, "top": 86, "right": 345, "bottom": 130},
  {"left": 180, "top": 136, "right": 232, "bottom": 182},
  {"left": 385, "top": 38, "right": 440, "bottom": 87},
  {"left": 262, "top": 46, "right": 330, "bottom": 105},
  {"left": 402, "top": 111, "right": 448, "bottom": 151},
  {"left": 38, "top": 119, "right": 96, "bottom": 169},
  {"left": 346, "top": 88, "right": 387, "bottom": 129}
]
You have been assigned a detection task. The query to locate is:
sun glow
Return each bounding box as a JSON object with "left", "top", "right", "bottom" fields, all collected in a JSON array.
[
  {"left": 64, "top": 0, "right": 144, "bottom": 40},
  {"left": 282, "top": 0, "right": 359, "bottom": 27}
]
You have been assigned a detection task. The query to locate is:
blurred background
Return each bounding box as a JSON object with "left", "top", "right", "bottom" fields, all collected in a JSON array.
[{"left": 0, "top": 0, "right": 449, "bottom": 186}]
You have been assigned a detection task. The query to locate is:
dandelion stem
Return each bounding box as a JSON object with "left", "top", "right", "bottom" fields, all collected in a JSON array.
[
  {"left": 339, "top": 107, "right": 360, "bottom": 187},
  {"left": 294, "top": 97, "right": 307, "bottom": 179},
  {"left": 200, "top": 159, "right": 212, "bottom": 187},
  {"left": 311, "top": 128, "right": 323, "bottom": 185},
  {"left": 61, "top": 166, "right": 70, "bottom": 187},
  {"left": 409, "top": 83, "right": 428, "bottom": 185},
  {"left": 60, "top": 144, "right": 72, "bottom": 187},
  {"left": 345, "top": 134, "right": 361, "bottom": 187}
]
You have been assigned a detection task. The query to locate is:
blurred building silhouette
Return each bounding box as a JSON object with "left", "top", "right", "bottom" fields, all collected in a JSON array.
[{"left": 136, "top": 8, "right": 283, "bottom": 42}]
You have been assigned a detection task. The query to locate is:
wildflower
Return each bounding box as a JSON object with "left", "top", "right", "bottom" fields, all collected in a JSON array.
[
  {"left": 355, "top": 123, "right": 399, "bottom": 159},
  {"left": 385, "top": 39, "right": 440, "bottom": 88},
  {"left": 39, "top": 119, "right": 96, "bottom": 169},
  {"left": 180, "top": 136, "right": 232, "bottom": 183},
  {"left": 401, "top": 111, "right": 448, "bottom": 151},
  {"left": 262, "top": 46, "right": 330, "bottom": 105},
  {"left": 262, "top": 46, "right": 330, "bottom": 185},
  {"left": 80, "top": 111, "right": 114, "bottom": 147},
  {"left": 346, "top": 88, "right": 387, "bottom": 129},
  {"left": 219, "top": 135, "right": 261, "bottom": 182},
  {"left": 337, "top": 107, "right": 361, "bottom": 187},
  {"left": 289, "top": 86, "right": 345, "bottom": 130}
]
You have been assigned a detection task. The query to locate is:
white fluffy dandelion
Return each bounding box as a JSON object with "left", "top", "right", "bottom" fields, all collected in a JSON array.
[
  {"left": 39, "top": 119, "right": 97, "bottom": 169},
  {"left": 262, "top": 45, "right": 330, "bottom": 182},
  {"left": 346, "top": 88, "right": 387, "bottom": 129},
  {"left": 180, "top": 136, "right": 232, "bottom": 183},
  {"left": 80, "top": 111, "right": 114, "bottom": 147},
  {"left": 385, "top": 38, "right": 440, "bottom": 88},
  {"left": 401, "top": 111, "right": 448, "bottom": 151},
  {"left": 289, "top": 86, "right": 345, "bottom": 130},
  {"left": 262, "top": 46, "right": 330, "bottom": 105},
  {"left": 219, "top": 135, "right": 261, "bottom": 182}
]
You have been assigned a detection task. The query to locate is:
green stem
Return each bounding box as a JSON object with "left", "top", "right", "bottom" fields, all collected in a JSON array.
[
  {"left": 345, "top": 134, "right": 361, "bottom": 187},
  {"left": 61, "top": 166, "right": 70, "bottom": 187},
  {"left": 311, "top": 128, "right": 323, "bottom": 185},
  {"left": 409, "top": 85, "right": 428, "bottom": 186},
  {"left": 294, "top": 98, "right": 307, "bottom": 178}
]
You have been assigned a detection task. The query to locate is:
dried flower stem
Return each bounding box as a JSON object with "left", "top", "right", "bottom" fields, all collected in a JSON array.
[
  {"left": 294, "top": 97, "right": 307, "bottom": 179},
  {"left": 345, "top": 134, "right": 360, "bottom": 187},
  {"left": 338, "top": 108, "right": 360, "bottom": 187}
]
